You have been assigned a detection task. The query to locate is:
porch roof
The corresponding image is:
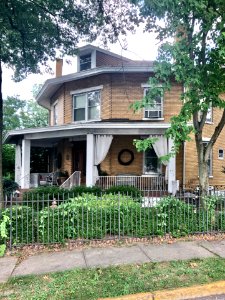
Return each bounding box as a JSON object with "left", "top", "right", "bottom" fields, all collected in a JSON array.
[{"left": 4, "top": 121, "right": 170, "bottom": 145}]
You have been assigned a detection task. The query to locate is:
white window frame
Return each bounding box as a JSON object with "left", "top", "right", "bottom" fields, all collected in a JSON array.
[
  {"left": 71, "top": 86, "right": 102, "bottom": 122},
  {"left": 52, "top": 100, "right": 58, "bottom": 125},
  {"left": 80, "top": 53, "right": 92, "bottom": 71},
  {"left": 199, "top": 100, "right": 213, "bottom": 124},
  {"left": 203, "top": 140, "right": 213, "bottom": 177},
  {"left": 206, "top": 104, "right": 213, "bottom": 123},
  {"left": 141, "top": 84, "right": 164, "bottom": 120},
  {"left": 218, "top": 149, "right": 224, "bottom": 160}
]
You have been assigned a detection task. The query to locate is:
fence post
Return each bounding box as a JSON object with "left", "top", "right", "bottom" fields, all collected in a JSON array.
[
  {"left": 9, "top": 194, "right": 13, "bottom": 250},
  {"left": 118, "top": 192, "right": 120, "bottom": 240}
]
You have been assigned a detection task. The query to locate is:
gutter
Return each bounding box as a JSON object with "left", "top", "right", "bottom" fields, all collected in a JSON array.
[{"left": 36, "top": 65, "right": 154, "bottom": 108}]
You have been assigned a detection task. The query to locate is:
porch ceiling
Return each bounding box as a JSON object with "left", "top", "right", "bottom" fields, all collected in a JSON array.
[{"left": 4, "top": 122, "right": 170, "bottom": 144}]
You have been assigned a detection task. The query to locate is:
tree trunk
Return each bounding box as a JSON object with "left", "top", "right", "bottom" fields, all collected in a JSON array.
[
  {"left": 198, "top": 160, "right": 209, "bottom": 196},
  {"left": 0, "top": 60, "right": 3, "bottom": 209},
  {"left": 195, "top": 132, "right": 209, "bottom": 206}
]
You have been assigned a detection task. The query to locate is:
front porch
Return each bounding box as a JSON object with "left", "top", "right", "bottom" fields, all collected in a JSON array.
[{"left": 5, "top": 122, "right": 178, "bottom": 194}]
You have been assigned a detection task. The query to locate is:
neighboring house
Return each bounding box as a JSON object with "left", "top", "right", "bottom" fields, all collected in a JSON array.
[{"left": 4, "top": 45, "right": 225, "bottom": 192}]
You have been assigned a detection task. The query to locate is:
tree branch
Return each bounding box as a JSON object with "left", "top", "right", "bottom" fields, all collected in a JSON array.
[{"left": 193, "top": 111, "right": 200, "bottom": 132}]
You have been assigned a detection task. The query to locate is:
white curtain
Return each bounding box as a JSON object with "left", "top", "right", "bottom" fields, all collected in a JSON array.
[
  {"left": 152, "top": 136, "right": 168, "bottom": 179},
  {"left": 93, "top": 135, "right": 113, "bottom": 183}
]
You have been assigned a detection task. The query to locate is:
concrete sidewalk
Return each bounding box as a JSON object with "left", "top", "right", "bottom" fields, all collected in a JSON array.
[{"left": 0, "top": 240, "right": 225, "bottom": 284}]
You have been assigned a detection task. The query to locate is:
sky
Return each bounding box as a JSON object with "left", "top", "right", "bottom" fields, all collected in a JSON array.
[{"left": 2, "top": 26, "right": 159, "bottom": 101}]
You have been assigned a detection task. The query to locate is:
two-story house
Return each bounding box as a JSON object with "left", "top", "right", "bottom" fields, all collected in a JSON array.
[{"left": 5, "top": 45, "right": 225, "bottom": 192}]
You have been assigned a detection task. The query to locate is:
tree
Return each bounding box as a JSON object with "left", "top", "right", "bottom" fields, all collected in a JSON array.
[
  {"left": 3, "top": 96, "right": 49, "bottom": 178},
  {"left": 0, "top": 0, "right": 139, "bottom": 207},
  {"left": 132, "top": 0, "right": 225, "bottom": 195}
]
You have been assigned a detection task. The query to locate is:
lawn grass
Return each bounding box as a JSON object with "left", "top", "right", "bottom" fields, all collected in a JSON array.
[{"left": 0, "top": 257, "right": 225, "bottom": 300}]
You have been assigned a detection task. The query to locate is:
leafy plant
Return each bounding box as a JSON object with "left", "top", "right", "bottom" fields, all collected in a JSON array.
[
  {"left": 3, "top": 178, "right": 19, "bottom": 194},
  {"left": 0, "top": 214, "right": 10, "bottom": 256},
  {"left": 105, "top": 185, "right": 143, "bottom": 202},
  {"left": 155, "top": 197, "right": 196, "bottom": 237},
  {"left": 38, "top": 193, "right": 148, "bottom": 242}
]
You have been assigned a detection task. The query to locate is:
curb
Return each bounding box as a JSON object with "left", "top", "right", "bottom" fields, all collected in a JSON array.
[{"left": 99, "top": 280, "right": 225, "bottom": 300}]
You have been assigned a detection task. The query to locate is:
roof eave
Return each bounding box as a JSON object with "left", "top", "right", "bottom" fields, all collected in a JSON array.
[{"left": 36, "top": 66, "right": 154, "bottom": 108}]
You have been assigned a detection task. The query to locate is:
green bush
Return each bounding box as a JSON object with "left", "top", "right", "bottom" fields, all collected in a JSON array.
[
  {"left": 23, "top": 186, "right": 65, "bottom": 200},
  {"left": 38, "top": 193, "right": 154, "bottom": 243},
  {"left": 4, "top": 194, "right": 225, "bottom": 246},
  {"left": 215, "top": 211, "right": 225, "bottom": 231},
  {"left": 23, "top": 186, "right": 103, "bottom": 210},
  {"left": 105, "top": 185, "right": 143, "bottom": 202},
  {"left": 3, "top": 178, "right": 19, "bottom": 194},
  {"left": 155, "top": 197, "right": 197, "bottom": 237},
  {"left": 69, "top": 186, "right": 102, "bottom": 196},
  {"left": 1, "top": 206, "right": 36, "bottom": 245}
]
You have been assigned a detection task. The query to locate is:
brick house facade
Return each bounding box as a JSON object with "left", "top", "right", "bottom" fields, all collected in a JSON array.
[{"left": 5, "top": 45, "right": 225, "bottom": 190}]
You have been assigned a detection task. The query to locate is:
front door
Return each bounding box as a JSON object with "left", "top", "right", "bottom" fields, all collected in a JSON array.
[{"left": 73, "top": 141, "right": 86, "bottom": 184}]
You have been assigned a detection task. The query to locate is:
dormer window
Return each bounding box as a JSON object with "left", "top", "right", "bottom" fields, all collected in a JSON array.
[{"left": 80, "top": 54, "right": 91, "bottom": 71}]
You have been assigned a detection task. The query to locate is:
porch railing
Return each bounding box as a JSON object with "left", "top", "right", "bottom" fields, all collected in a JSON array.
[
  {"left": 96, "top": 175, "right": 167, "bottom": 191},
  {"left": 60, "top": 171, "right": 81, "bottom": 189}
]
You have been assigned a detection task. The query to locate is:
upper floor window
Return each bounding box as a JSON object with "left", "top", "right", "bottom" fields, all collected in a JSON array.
[
  {"left": 53, "top": 101, "right": 58, "bottom": 125},
  {"left": 73, "top": 90, "right": 101, "bottom": 122},
  {"left": 218, "top": 149, "right": 224, "bottom": 159},
  {"left": 206, "top": 105, "right": 213, "bottom": 123},
  {"left": 203, "top": 141, "right": 213, "bottom": 177},
  {"left": 80, "top": 54, "right": 91, "bottom": 71},
  {"left": 199, "top": 101, "right": 213, "bottom": 123},
  {"left": 143, "top": 88, "right": 163, "bottom": 119}
]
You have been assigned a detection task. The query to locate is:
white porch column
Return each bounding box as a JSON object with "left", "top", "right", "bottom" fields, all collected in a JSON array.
[
  {"left": 86, "top": 134, "right": 94, "bottom": 186},
  {"left": 15, "top": 144, "right": 22, "bottom": 185},
  {"left": 21, "top": 139, "right": 31, "bottom": 189},
  {"left": 168, "top": 138, "right": 176, "bottom": 194}
]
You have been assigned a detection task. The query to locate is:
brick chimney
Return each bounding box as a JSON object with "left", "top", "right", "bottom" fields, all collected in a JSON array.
[{"left": 55, "top": 58, "right": 63, "bottom": 77}]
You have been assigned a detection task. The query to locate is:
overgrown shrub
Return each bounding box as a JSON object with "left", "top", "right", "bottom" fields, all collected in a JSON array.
[
  {"left": 3, "top": 178, "right": 19, "bottom": 194},
  {"left": 105, "top": 185, "right": 143, "bottom": 202},
  {"left": 1, "top": 206, "right": 36, "bottom": 245},
  {"left": 155, "top": 197, "right": 197, "bottom": 237},
  {"left": 38, "top": 193, "right": 153, "bottom": 242},
  {"left": 23, "top": 186, "right": 103, "bottom": 210},
  {"left": 215, "top": 211, "right": 225, "bottom": 231},
  {"left": 4, "top": 194, "right": 225, "bottom": 246},
  {"left": 69, "top": 186, "right": 102, "bottom": 196}
]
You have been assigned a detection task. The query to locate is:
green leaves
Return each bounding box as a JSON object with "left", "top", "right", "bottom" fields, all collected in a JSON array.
[{"left": 0, "top": 0, "right": 140, "bottom": 80}]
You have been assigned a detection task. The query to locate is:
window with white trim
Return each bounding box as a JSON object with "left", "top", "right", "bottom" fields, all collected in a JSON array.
[
  {"left": 218, "top": 149, "right": 224, "bottom": 159},
  {"left": 144, "top": 88, "right": 163, "bottom": 119},
  {"left": 206, "top": 105, "right": 213, "bottom": 122},
  {"left": 143, "top": 148, "right": 161, "bottom": 174},
  {"left": 199, "top": 100, "right": 213, "bottom": 123},
  {"left": 203, "top": 142, "right": 213, "bottom": 176},
  {"left": 80, "top": 54, "right": 91, "bottom": 71},
  {"left": 73, "top": 90, "right": 100, "bottom": 122},
  {"left": 53, "top": 102, "right": 58, "bottom": 125}
]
